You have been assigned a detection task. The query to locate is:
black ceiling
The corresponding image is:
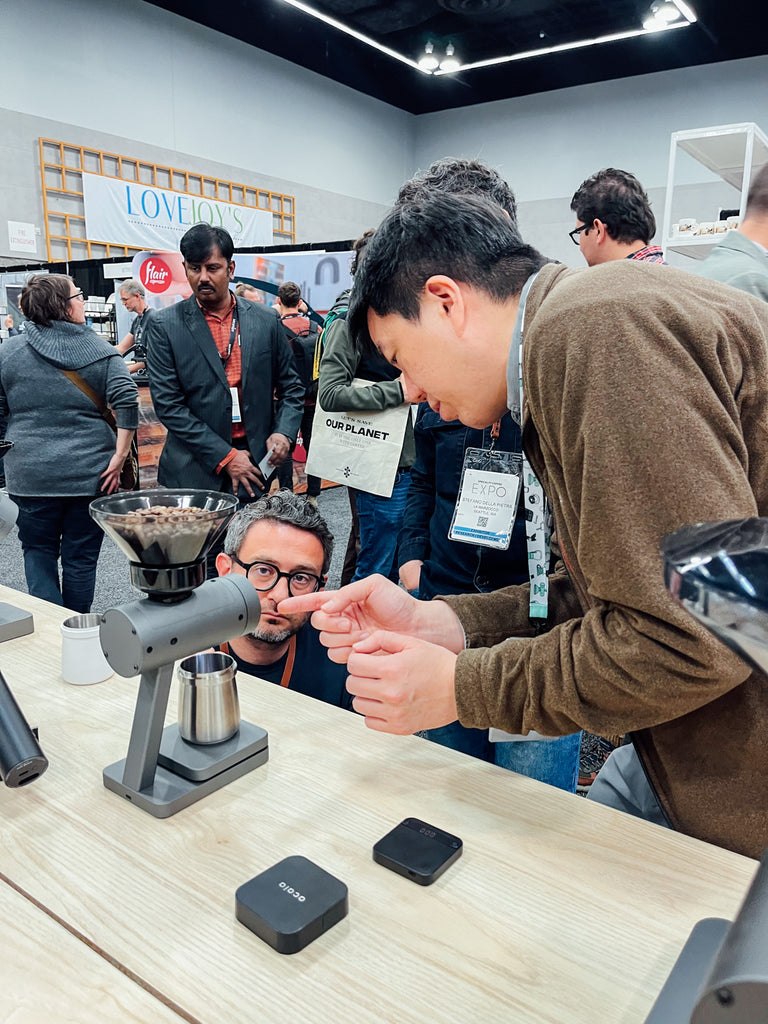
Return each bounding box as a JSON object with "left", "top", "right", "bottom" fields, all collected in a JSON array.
[{"left": 145, "top": 0, "right": 765, "bottom": 114}]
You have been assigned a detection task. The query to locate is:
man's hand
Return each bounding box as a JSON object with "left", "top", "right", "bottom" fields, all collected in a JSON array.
[
  {"left": 266, "top": 433, "right": 291, "bottom": 466},
  {"left": 278, "top": 574, "right": 466, "bottom": 663},
  {"left": 398, "top": 559, "right": 423, "bottom": 593},
  {"left": 224, "top": 450, "right": 265, "bottom": 499},
  {"left": 346, "top": 631, "right": 459, "bottom": 734}
]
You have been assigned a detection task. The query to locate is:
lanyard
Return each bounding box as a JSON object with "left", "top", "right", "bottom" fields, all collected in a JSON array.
[
  {"left": 220, "top": 303, "right": 240, "bottom": 365},
  {"left": 510, "top": 272, "right": 550, "bottom": 620}
]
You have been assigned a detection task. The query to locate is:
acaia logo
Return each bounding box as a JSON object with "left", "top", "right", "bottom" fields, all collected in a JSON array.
[{"left": 140, "top": 257, "right": 172, "bottom": 294}]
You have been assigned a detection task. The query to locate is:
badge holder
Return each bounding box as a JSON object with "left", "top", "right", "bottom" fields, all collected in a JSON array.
[{"left": 449, "top": 447, "right": 522, "bottom": 550}]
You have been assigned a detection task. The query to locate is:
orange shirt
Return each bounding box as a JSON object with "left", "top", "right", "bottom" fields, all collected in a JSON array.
[{"left": 199, "top": 296, "right": 245, "bottom": 451}]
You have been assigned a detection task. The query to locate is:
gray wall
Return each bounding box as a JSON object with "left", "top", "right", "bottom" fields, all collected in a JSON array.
[
  {"left": 0, "top": 0, "right": 414, "bottom": 263},
  {"left": 414, "top": 56, "right": 768, "bottom": 268}
]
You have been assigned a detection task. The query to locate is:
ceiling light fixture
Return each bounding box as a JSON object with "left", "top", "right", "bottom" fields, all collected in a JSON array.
[
  {"left": 643, "top": 0, "right": 698, "bottom": 31},
  {"left": 277, "top": 0, "right": 696, "bottom": 81},
  {"left": 439, "top": 43, "right": 461, "bottom": 73},
  {"left": 418, "top": 41, "right": 440, "bottom": 72},
  {"left": 277, "top": 0, "right": 429, "bottom": 73},
  {"left": 433, "top": 19, "right": 691, "bottom": 75}
]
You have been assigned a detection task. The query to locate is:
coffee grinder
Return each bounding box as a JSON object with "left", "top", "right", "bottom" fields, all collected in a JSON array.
[
  {"left": 641, "top": 517, "right": 768, "bottom": 1023},
  {"left": 89, "top": 489, "right": 268, "bottom": 818}
]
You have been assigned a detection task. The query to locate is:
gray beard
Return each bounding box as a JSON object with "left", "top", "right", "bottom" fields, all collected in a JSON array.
[{"left": 249, "top": 626, "right": 293, "bottom": 645}]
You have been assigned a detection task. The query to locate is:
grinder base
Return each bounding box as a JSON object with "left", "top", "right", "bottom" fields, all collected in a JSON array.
[{"left": 104, "top": 728, "right": 268, "bottom": 818}]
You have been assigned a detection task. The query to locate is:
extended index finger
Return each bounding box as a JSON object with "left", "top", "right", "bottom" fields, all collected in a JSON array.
[{"left": 278, "top": 592, "right": 330, "bottom": 614}]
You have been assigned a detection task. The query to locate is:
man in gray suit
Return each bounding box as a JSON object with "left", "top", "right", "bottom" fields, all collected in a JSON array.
[
  {"left": 697, "top": 164, "right": 768, "bottom": 303},
  {"left": 146, "top": 223, "right": 304, "bottom": 499}
]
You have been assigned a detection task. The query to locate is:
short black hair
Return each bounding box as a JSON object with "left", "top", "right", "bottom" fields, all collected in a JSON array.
[
  {"left": 397, "top": 158, "right": 518, "bottom": 224},
  {"left": 746, "top": 163, "right": 768, "bottom": 218},
  {"left": 277, "top": 281, "right": 301, "bottom": 307},
  {"left": 570, "top": 168, "right": 656, "bottom": 245},
  {"left": 348, "top": 191, "right": 547, "bottom": 355},
  {"left": 180, "top": 223, "right": 234, "bottom": 263}
]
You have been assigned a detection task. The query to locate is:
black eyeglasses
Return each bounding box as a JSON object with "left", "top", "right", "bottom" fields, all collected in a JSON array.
[
  {"left": 230, "top": 556, "right": 325, "bottom": 596},
  {"left": 568, "top": 224, "right": 592, "bottom": 245},
  {"left": 69, "top": 290, "right": 86, "bottom": 301}
]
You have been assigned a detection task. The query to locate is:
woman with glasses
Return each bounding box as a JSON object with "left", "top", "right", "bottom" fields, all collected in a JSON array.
[{"left": 0, "top": 274, "right": 138, "bottom": 612}]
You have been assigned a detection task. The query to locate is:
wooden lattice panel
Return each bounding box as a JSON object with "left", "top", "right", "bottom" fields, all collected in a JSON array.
[{"left": 38, "top": 138, "right": 295, "bottom": 262}]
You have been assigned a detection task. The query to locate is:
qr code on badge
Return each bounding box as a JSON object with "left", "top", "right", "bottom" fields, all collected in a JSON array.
[{"left": 477, "top": 516, "right": 489, "bottom": 528}]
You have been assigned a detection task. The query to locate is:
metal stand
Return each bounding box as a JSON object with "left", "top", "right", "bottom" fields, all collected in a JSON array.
[
  {"left": 644, "top": 919, "right": 730, "bottom": 1023},
  {"left": 103, "top": 664, "right": 268, "bottom": 818},
  {"left": 645, "top": 849, "right": 768, "bottom": 1024}
]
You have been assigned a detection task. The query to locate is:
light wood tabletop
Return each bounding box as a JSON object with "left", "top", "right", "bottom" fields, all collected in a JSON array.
[
  {"left": 0, "top": 879, "right": 188, "bottom": 1023},
  {"left": 0, "top": 583, "right": 758, "bottom": 1024}
]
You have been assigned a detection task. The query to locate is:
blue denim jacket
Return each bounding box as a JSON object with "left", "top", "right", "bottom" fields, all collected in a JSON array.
[{"left": 397, "top": 405, "right": 528, "bottom": 600}]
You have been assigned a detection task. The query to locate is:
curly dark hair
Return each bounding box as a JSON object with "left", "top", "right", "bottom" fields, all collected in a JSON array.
[
  {"left": 570, "top": 168, "right": 656, "bottom": 245},
  {"left": 223, "top": 489, "right": 334, "bottom": 574},
  {"left": 397, "top": 158, "right": 518, "bottom": 224}
]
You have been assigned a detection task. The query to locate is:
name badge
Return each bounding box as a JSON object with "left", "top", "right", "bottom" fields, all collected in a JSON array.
[
  {"left": 230, "top": 386, "right": 242, "bottom": 424},
  {"left": 449, "top": 448, "right": 522, "bottom": 550}
]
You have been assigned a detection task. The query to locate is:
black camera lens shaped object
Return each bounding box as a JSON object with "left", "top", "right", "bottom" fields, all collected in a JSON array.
[{"left": 373, "top": 817, "right": 462, "bottom": 885}]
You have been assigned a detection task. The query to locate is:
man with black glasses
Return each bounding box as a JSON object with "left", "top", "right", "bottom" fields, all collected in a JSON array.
[
  {"left": 216, "top": 491, "right": 354, "bottom": 709},
  {"left": 569, "top": 167, "right": 665, "bottom": 265}
]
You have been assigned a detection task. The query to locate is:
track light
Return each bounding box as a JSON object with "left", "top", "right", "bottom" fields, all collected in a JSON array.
[
  {"left": 418, "top": 41, "right": 440, "bottom": 72},
  {"left": 643, "top": 0, "right": 696, "bottom": 31},
  {"left": 439, "top": 43, "right": 461, "bottom": 73},
  {"left": 418, "top": 41, "right": 461, "bottom": 75}
]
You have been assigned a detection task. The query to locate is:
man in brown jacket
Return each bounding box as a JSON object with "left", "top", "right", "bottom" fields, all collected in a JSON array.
[{"left": 280, "top": 192, "right": 768, "bottom": 859}]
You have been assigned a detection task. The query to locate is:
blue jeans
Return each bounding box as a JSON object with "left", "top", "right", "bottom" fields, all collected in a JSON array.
[
  {"left": 493, "top": 732, "right": 582, "bottom": 792},
  {"left": 419, "top": 723, "right": 582, "bottom": 793},
  {"left": 11, "top": 495, "right": 104, "bottom": 613},
  {"left": 352, "top": 469, "right": 411, "bottom": 583}
]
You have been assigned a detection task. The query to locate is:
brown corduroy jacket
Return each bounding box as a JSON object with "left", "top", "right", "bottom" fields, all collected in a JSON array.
[{"left": 443, "top": 261, "right": 768, "bottom": 859}]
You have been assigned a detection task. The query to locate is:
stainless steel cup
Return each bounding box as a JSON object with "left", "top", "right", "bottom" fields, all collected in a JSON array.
[{"left": 177, "top": 651, "right": 240, "bottom": 745}]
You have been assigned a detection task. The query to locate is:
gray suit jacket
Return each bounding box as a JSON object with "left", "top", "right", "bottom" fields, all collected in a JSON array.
[
  {"left": 146, "top": 294, "right": 304, "bottom": 490},
  {"left": 697, "top": 231, "right": 768, "bottom": 303}
]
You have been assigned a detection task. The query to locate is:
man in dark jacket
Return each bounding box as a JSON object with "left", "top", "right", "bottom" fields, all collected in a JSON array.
[{"left": 146, "top": 223, "right": 303, "bottom": 498}]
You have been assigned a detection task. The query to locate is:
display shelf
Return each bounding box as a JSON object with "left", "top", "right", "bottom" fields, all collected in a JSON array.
[
  {"left": 664, "top": 235, "right": 720, "bottom": 261},
  {"left": 661, "top": 122, "right": 768, "bottom": 260}
]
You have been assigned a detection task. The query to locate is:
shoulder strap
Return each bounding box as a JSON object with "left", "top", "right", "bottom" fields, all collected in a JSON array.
[
  {"left": 59, "top": 368, "right": 117, "bottom": 434},
  {"left": 280, "top": 635, "right": 297, "bottom": 688}
]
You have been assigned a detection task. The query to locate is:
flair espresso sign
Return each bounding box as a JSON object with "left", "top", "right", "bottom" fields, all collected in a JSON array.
[{"left": 82, "top": 173, "right": 273, "bottom": 250}]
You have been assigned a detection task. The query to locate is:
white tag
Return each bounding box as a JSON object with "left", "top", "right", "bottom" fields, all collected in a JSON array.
[
  {"left": 258, "top": 448, "right": 275, "bottom": 479},
  {"left": 489, "top": 728, "right": 547, "bottom": 743},
  {"left": 449, "top": 466, "right": 521, "bottom": 550},
  {"left": 230, "top": 386, "right": 242, "bottom": 424}
]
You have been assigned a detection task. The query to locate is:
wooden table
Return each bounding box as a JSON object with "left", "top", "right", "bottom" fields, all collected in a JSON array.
[{"left": 0, "top": 584, "right": 758, "bottom": 1024}]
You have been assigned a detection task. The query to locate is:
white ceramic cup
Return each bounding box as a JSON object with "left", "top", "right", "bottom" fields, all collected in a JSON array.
[{"left": 61, "top": 614, "right": 113, "bottom": 685}]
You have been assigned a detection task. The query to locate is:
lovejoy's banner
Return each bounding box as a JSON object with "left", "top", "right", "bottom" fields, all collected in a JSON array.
[{"left": 82, "top": 173, "right": 273, "bottom": 250}]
